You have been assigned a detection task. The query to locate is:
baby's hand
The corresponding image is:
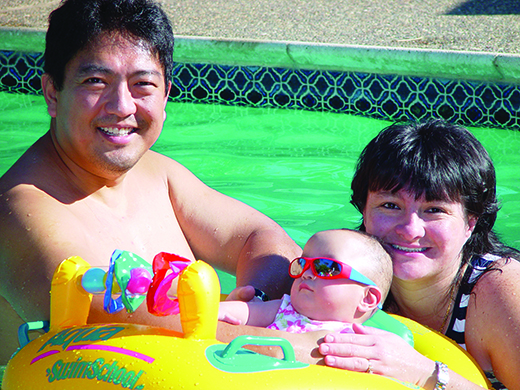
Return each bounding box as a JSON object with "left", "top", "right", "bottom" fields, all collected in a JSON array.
[
  {"left": 218, "top": 311, "right": 243, "bottom": 325},
  {"left": 219, "top": 298, "right": 253, "bottom": 326}
]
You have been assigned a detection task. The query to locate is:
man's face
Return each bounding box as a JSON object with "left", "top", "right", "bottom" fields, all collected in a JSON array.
[{"left": 44, "top": 32, "right": 170, "bottom": 180}]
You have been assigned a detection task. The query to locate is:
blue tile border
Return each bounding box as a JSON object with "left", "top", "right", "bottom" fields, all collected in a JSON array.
[
  {"left": 0, "top": 50, "right": 44, "bottom": 95},
  {"left": 1, "top": 37, "right": 520, "bottom": 129},
  {"left": 169, "top": 61, "right": 520, "bottom": 128}
]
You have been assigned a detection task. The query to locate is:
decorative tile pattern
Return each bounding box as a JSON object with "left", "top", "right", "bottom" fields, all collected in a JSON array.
[
  {"left": 2, "top": 50, "right": 519, "bottom": 129},
  {"left": 0, "top": 51, "right": 43, "bottom": 95}
]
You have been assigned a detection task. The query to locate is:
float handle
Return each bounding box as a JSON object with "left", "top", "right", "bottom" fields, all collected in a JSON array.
[
  {"left": 17, "top": 321, "right": 50, "bottom": 348},
  {"left": 221, "top": 335, "right": 297, "bottom": 363}
]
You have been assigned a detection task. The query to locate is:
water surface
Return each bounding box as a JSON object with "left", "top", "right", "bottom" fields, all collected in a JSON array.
[{"left": 2, "top": 91, "right": 520, "bottom": 289}]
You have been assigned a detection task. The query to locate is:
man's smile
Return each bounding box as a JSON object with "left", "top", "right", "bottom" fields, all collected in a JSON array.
[{"left": 98, "top": 126, "right": 136, "bottom": 136}]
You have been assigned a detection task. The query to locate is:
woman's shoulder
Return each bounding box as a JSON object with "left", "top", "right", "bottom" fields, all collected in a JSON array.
[
  {"left": 469, "top": 256, "right": 520, "bottom": 305},
  {"left": 473, "top": 255, "right": 520, "bottom": 292},
  {"left": 465, "top": 256, "right": 520, "bottom": 377}
]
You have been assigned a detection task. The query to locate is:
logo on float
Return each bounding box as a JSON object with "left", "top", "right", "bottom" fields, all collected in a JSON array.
[
  {"left": 39, "top": 325, "right": 125, "bottom": 352},
  {"left": 46, "top": 357, "right": 146, "bottom": 389}
]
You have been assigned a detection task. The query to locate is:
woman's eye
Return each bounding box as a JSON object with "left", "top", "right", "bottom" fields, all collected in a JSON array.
[
  {"left": 382, "top": 202, "right": 399, "bottom": 210},
  {"left": 427, "top": 207, "right": 445, "bottom": 214}
]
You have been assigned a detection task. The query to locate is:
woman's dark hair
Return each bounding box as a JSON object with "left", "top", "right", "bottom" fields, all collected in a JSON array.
[
  {"left": 351, "top": 119, "right": 519, "bottom": 265},
  {"left": 44, "top": 0, "right": 174, "bottom": 91}
]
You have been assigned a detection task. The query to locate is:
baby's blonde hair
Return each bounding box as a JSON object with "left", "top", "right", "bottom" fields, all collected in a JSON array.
[
  {"left": 348, "top": 229, "right": 393, "bottom": 301},
  {"left": 309, "top": 229, "right": 393, "bottom": 301}
]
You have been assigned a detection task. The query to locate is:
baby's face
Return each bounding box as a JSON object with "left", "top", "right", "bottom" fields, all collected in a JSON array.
[{"left": 289, "top": 235, "right": 369, "bottom": 323}]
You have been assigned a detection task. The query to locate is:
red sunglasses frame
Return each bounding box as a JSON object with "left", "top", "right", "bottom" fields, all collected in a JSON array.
[{"left": 289, "top": 256, "right": 377, "bottom": 286}]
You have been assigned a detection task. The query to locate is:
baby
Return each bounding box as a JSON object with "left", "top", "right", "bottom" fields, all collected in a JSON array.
[{"left": 219, "top": 229, "right": 392, "bottom": 333}]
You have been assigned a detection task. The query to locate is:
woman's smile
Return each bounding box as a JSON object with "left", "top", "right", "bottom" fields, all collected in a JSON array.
[{"left": 390, "top": 244, "right": 428, "bottom": 253}]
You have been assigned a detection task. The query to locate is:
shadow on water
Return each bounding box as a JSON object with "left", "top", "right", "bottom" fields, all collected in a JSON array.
[{"left": 446, "top": 0, "right": 520, "bottom": 15}]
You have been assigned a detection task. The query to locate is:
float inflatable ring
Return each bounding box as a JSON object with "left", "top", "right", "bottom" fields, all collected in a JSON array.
[{"left": 2, "top": 252, "right": 491, "bottom": 389}]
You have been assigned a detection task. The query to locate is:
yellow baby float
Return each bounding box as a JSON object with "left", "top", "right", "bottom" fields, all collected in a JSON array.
[{"left": 2, "top": 251, "right": 490, "bottom": 389}]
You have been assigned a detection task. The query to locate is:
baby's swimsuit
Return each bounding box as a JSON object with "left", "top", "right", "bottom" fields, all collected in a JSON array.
[{"left": 266, "top": 294, "right": 354, "bottom": 334}]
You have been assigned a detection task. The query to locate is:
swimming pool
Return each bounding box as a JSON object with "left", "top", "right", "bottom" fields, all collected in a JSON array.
[{"left": 2, "top": 29, "right": 520, "bottom": 384}]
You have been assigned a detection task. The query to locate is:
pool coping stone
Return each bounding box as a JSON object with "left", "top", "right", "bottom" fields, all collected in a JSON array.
[{"left": 2, "top": 27, "right": 520, "bottom": 85}]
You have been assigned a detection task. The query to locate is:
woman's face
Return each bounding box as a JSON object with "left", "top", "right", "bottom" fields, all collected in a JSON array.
[{"left": 363, "top": 189, "right": 477, "bottom": 282}]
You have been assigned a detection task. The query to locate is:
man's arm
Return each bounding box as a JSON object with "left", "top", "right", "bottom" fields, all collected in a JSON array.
[
  {"left": 0, "top": 185, "right": 88, "bottom": 322},
  {"left": 0, "top": 185, "right": 93, "bottom": 364},
  {"left": 0, "top": 295, "right": 27, "bottom": 364},
  {"left": 163, "top": 155, "right": 301, "bottom": 299}
]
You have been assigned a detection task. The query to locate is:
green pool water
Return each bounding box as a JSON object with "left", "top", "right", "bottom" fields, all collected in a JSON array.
[
  {"left": 2, "top": 91, "right": 519, "bottom": 250},
  {"left": 1, "top": 89, "right": 520, "bottom": 384}
]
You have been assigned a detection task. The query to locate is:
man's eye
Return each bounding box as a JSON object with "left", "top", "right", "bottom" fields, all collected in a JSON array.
[
  {"left": 84, "top": 77, "right": 104, "bottom": 84},
  {"left": 135, "top": 81, "right": 159, "bottom": 89}
]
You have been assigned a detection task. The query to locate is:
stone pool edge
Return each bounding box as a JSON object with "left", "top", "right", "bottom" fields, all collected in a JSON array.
[{"left": 2, "top": 27, "right": 520, "bottom": 84}]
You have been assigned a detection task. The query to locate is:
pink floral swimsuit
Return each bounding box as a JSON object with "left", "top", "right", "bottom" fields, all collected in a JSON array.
[{"left": 266, "top": 294, "right": 354, "bottom": 334}]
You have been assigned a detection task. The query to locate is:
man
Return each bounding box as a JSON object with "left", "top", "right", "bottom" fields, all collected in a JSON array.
[{"left": 0, "top": 0, "right": 300, "bottom": 364}]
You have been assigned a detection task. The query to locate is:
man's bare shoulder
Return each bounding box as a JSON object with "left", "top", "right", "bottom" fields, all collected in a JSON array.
[
  {"left": 0, "top": 134, "right": 71, "bottom": 222},
  {"left": 137, "top": 149, "right": 214, "bottom": 199},
  {"left": 138, "top": 149, "right": 199, "bottom": 180},
  {"left": 1, "top": 133, "right": 63, "bottom": 199},
  {"left": 0, "top": 164, "right": 84, "bottom": 271},
  {"left": 0, "top": 176, "right": 67, "bottom": 231}
]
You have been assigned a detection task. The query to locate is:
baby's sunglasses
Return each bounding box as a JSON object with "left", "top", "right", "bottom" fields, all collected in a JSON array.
[{"left": 289, "top": 257, "right": 377, "bottom": 286}]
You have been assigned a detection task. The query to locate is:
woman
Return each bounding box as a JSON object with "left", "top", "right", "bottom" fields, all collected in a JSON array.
[{"left": 318, "top": 120, "right": 520, "bottom": 389}]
